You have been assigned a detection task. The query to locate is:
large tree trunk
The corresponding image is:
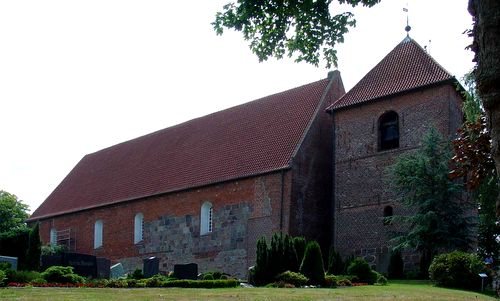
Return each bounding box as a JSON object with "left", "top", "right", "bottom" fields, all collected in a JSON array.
[{"left": 468, "top": 0, "right": 500, "bottom": 217}]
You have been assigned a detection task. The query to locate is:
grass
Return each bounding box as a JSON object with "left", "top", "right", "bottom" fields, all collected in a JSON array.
[{"left": 0, "top": 281, "right": 497, "bottom": 301}]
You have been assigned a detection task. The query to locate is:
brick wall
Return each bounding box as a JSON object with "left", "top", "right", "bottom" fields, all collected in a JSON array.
[
  {"left": 332, "top": 84, "right": 463, "bottom": 272},
  {"left": 39, "top": 171, "right": 292, "bottom": 278},
  {"left": 289, "top": 71, "right": 345, "bottom": 254}
]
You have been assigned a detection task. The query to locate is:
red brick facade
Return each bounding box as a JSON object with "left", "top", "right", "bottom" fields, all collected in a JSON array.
[{"left": 331, "top": 84, "right": 463, "bottom": 272}]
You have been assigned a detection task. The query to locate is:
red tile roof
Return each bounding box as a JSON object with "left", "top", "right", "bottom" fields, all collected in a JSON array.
[
  {"left": 327, "top": 37, "right": 454, "bottom": 111},
  {"left": 30, "top": 77, "right": 334, "bottom": 220}
]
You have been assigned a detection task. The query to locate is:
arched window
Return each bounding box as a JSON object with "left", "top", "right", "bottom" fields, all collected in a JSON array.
[
  {"left": 50, "top": 228, "right": 57, "bottom": 246},
  {"left": 379, "top": 111, "right": 399, "bottom": 150},
  {"left": 383, "top": 206, "right": 393, "bottom": 226},
  {"left": 134, "top": 213, "right": 144, "bottom": 244},
  {"left": 94, "top": 219, "right": 103, "bottom": 249},
  {"left": 200, "top": 201, "right": 213, "bottom": 235}
]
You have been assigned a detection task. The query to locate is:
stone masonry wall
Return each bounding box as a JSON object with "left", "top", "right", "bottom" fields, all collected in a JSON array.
[
  {"left": 332, "top": 84, "right": 463, "bottom": 272},
  {"left": 38, "top": 171, "right": 292, "bottom": 279}
]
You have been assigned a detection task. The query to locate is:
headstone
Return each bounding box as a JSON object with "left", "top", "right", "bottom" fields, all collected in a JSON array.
[
  {"left": 64, "top": 253, "right": 97, "bottom": 278},
  {"left": 143, "top": 257, "right": 160, "bottom": 278},
  {"left": 173, "top": 263, "right": 198, "bottom": 280},
  {"left": 0, "top": 256, "right": 18, "bottom": 271},
  {"left": 110, "top": 263, "right": 125, "bottom": 279},
  {"left": 96, "top": 257, "right": 111, "bottom": 279},
  {"left": 40, "top": 255, "right": 63, "bottom": 271}
]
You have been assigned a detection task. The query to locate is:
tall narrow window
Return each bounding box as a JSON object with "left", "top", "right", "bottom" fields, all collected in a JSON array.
[
  {"left": 200, "top": 201, "right": 213, "bottom": 235},
  {"left": 50, "top": 228, "right": 57, "bottom": 246},
  {"left": 94, "top": 219, "right": 103, "bottom": 249},
  {"left": 383, "top": 206, "right": 394, "bottom": 226},
  {"left": 134, "top": 213, "right": 144, "bottom": 244},
  {"left": 379, "top": 111, "right": 399, "bottom": 150}
]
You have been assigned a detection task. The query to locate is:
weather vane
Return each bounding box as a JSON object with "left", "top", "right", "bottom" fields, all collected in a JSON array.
[{"left": 403, "top": 3, "right": 411, "bottom": 37}]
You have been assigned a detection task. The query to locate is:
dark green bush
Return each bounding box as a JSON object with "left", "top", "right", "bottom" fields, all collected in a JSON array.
[
  {"left": 145, "top": 274, "right": 168, "bottom": 287},
  {"left": 41, "top": 266, "right": 85, "bottom": 284},
  {"left": 201, "top": 271, "right": 224, "bottom": 280},
  {"left": 105, "top": 279, "right": 128, "bottom": 288},
  {"left": 376, "top": 272, "right": 388, "bottom": 285},
  {"left": 275, "top": 271, "right": 308, "bottom": 287},
  {"left": 347, "top": 258, "right": 377, "bottom": 284},
  {"left": 429, "top": 251, "right": 483, "bottom": 290},
  {"left": 0, "top": 262, "right": 11, "bottom": 271},
  {"left": 162, "top": 279, "right": 239, "bottom": 288},
  {"left": 388, "top": 251, "right": 405, "bottom": 279},
  {"left": 0, "top": 270, "right": 6, "bottom": 287},
  {"left": 324, "top": 274, "right": 337, "bottom": 288},
  {"left": 299, "top": 241, "right": 325, "bottom": 285},
  {"left": 7, "top": 270, "right": 41, "bottom": 283},
  {"left": 327, "top": 248, "right": 344, "bottom": 275},
  {"left": 127, "top": 268, "right": 144, "bottom": 280}
]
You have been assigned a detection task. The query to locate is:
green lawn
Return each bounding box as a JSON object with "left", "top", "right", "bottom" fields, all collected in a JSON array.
[{"left": 0, "top": 281, "right": 496, "bottom": 301}]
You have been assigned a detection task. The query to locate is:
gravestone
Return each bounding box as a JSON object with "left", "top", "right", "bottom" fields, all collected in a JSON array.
[
  {"left": 40, "top": 255, "right": 63, "bottom": 271},
  {"left": 0, "top": 256, "right": 18, "bottom": 271},
  {"left": 65, "top": 252, "right": 97, "bottom": 278},
  {"left": 96, "top": 257, "right": 111, "bottom": 279},
  {"left": 110, "top": 263, "right": 125, "bottom": 279},
  {"left": 173, "top": 263, "right": 198, "bottom": 280},
  {"left": 143, "top": 257, "right": 160, "bottom": 278}
]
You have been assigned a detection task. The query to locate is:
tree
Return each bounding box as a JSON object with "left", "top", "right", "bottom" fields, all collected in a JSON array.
[
  {"left": 468, "top": 0, "right": 500, "bottom": 217},
  {"left": 0, "top": 190, "right": 29, "bottom": 235},
  {"left": 450, "top": 76, "right": 499, "bottom": 262},
  {"left": 387, "top": 128, "right": 474, "bottom": 275},
  {"left": 213, "top": 0, "right": 380, "bottom": 68}
]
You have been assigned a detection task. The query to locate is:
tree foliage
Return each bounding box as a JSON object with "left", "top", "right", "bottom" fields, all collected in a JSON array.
[
  {"left": 450, "top": 78, "right": 499, "bottom": 261},
  {"left": 0, "top": 190, "right": 29, "bottom": 235},
  {"left": 213, "top": 0, "right": 380, "bottom": 68},
  {"left": 387, "top": 128, "right": 474, "bottom": 274},
  {"left": 468, "top": 0, "right": 500, "bottom": 218}
]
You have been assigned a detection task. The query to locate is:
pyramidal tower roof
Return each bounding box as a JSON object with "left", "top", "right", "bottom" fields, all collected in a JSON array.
[{"left": 327, "top": 38, "right": 454, "bottom": 111}]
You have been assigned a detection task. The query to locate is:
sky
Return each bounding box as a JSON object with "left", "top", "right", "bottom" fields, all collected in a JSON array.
[{"left": 0, "top": 0, "right": 474, "bottom": 213}]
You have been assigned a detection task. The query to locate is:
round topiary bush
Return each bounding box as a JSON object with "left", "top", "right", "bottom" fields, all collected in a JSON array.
[
  {"left": 429, "top": 251, "right": 483, "bottom": 290},
  {"left": 299, "top": 241, "right": 325, "bottom": 285},
  {"left": 347, "top": 257, "right": 377, "bottom": 284},
  {"left": 275, "top": 271, "right": 308, "bottom": 287}
]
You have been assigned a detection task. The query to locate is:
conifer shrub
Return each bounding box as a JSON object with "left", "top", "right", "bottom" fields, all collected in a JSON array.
[
  {"left": 299, "top": 241, "right": 325, "bottom": 285},
  {"left": 347, "top": 258, "right": 377, "bottom": 284},
  {"left": 41, "top": 266, "right": 85, "bottom": 284},
  {"left": 327, "top": 247, "right": 344, "bottom": 275},
  {"left": 253, "top": 236, "right": 270, "bottom": 285},
  {"left": 293, "top": 237, "right": 306, "bottom": 265},
  {"left": 388, "top": 250, "right": 405, "bottom": 279},
  {"left": 429, "top": 251, "right": 483, "bottom": 290}
]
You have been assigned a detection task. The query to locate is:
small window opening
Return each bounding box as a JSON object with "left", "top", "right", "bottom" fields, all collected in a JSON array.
[
  {"left": 379, "top": 111, "right": 399, "bottom": 150},
  {"left": 383, "top": 206, "right": 393, "bottom": 225},
  {"left": 200, "top": 202, "right": 213, "bottom": 235}
]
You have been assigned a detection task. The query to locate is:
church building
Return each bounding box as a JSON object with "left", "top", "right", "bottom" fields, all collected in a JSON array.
[{"left": 28, "top": 37, "right": 463, "bottom": 278}]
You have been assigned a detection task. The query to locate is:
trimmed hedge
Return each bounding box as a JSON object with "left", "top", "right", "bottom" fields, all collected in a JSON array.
[{"left": 162, "top": 279, "right": 239, "bottom": 288}]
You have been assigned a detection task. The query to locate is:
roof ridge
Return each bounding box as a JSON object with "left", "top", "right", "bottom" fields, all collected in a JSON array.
[{"left": 88, "top": 77, "right": 330, "bottom": 157}]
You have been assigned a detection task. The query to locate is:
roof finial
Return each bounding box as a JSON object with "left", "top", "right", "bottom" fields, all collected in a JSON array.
[{"left": 403, "top": 3, "right": 411, "bottom": 38}]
